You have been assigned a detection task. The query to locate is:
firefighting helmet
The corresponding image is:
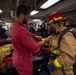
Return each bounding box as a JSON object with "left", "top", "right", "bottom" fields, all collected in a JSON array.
[{"left": 47, "top": 12, "right": 66, "bottom": 24}]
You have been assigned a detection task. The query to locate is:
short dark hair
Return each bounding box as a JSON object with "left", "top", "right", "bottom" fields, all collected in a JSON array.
[{"left": 16, "top": 4, "right": 30, "bottom": 17}]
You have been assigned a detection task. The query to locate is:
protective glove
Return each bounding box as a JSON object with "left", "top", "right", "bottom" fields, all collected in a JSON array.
[
  {"left": 41, "top": 36, "right": 52, "bottom": 44},
  {"left": 45, "top": 35, "right": 52, "bottom": 43},
  {"left": 47, "top": 63, "right": 55, "bottom": 72}
]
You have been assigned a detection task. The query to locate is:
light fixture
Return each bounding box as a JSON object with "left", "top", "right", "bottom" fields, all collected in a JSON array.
[
  {"left": 40, "top": 0, "right": 60, "bottom": 9},
  {"left": 0, "top": 20, "right": 2, "bottom": 22},
  {"left": 33, "top": 19, "right": 41, "bottom": 22},
  {"left": 0, "top": 9, "right": 2, "bottom": 13},
  {"left": 30, "top": 10, "right": 39, "bottom": 16}
]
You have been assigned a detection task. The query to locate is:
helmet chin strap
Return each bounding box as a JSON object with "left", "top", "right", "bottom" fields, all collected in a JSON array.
[
  {"left": 52, "top": 23, "right": 60, "bottom": 34},
  {"left": 63, "top": 21, "right": 66, "bottom": 26}
]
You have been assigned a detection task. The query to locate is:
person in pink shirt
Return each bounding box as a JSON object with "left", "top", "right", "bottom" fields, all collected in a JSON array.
[{"left": 11, "top": 4, "right": 45, "bottom": 75}]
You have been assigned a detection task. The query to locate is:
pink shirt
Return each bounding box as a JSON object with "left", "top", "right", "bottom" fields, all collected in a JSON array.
[{"left": 11, "top": 21, "right": 42, "bottom": 75}]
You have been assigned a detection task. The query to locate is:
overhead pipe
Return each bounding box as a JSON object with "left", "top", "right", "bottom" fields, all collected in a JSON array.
[{"left": 10, "top": 0, "right": 19, "bottom": 18}]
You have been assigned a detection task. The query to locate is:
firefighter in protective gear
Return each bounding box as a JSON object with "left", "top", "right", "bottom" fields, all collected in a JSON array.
[{"left": 44, "top": 12, "right": 76, "bottom": 75}]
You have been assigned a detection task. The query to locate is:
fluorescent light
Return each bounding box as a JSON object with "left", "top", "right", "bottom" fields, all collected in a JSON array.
[
  {"left": 30, "top": 10, "right": 39, "bottom": 15},
  {"left": 33, "top": 19, "right": 41, "bottom": 21},
  {"left": 0, "top": 20, "right": 2, "bottom": 22},
  {"left": 40, "top": 0, "right": 60, "bottom": 9},
  {"left": 0, "top": 9, "right": 2, "bottom": 13}
]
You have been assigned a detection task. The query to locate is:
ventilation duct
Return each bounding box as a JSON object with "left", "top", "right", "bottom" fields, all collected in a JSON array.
[{"left": 10, "top": 10, "right": 16, "bottom": 18}]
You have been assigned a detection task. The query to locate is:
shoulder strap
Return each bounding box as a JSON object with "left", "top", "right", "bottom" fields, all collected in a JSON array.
[
  {"left": 54, "top": 29, "right": 76, "bottom": 50},
  {"left": 69, "top": 29, "right": 76, "bottom": 38},
  {"left": 58, "top": 29, "right": 76, "bottom": 48},
  {"left": 57, "top": 29, "right": 68, "bottom": 48}
]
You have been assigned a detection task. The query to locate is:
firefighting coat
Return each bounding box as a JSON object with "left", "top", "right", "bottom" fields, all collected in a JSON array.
[
  {"left": 11, "top": 20, "right": 42, "bottom": 75},
  {"left": 46, "top": 28, "right": 76, "bottom": 75}
]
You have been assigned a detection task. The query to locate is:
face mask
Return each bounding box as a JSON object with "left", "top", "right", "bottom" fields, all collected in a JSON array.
[{"left": 50, "top": 26, "right": 56, "bottom": 34}]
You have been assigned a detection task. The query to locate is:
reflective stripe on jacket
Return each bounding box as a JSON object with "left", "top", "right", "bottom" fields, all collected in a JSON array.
[{"left": 50, "top": 48, "right": 73, "bottom": 69}]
